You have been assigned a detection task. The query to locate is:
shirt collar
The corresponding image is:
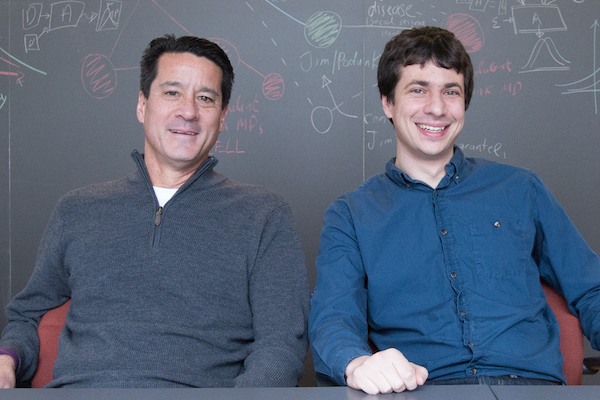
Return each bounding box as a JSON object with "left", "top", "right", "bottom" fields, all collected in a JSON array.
[{"left": 385, "top": 147, "right": 468, "bottom": 190}]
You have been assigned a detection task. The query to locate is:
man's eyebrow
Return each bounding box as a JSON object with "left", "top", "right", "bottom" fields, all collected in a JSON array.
[
  {"left": 406, "top": 80, "right": 429, "bottom": 87},
  {"left": 444, "top": 82, "right": 463, "bottom": 89},
  {"left": 405, "top": 80, "right": 462, "bottom": 92},
  {"left": 159, "top": 81, "right": 221, "bottom": 97}
]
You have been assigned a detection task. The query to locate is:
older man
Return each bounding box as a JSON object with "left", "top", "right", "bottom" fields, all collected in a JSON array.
[{"left": 0, "top": 35, "right": 309, "bottom": 388}]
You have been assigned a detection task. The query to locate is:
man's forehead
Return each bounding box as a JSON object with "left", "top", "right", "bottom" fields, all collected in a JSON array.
[
  {"left": 399, "top": 62, "right": 464, "bottom": 84},
  {"left": 154, "top": 53, "right": 221, "bottom": 86}
]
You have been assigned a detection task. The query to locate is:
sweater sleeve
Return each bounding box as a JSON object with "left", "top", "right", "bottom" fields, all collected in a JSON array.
[
  {"left": 233, "top": 203, "right": 310, "bottom": 387},
  {"left": 0, "top": 201, "right": 72, "bottom": 382}
]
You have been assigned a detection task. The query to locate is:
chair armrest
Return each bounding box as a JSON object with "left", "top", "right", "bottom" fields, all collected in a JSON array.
[{"left": 583, "top": 357, "right": 600, "bottom": 375}]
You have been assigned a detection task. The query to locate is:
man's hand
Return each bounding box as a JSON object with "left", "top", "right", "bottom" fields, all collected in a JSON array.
[
  {"left": 0, "top": 354, "right": 16, "bottom": 388},
  {"left": 345, "top": 348, "right": 428, "bottom": 395}
]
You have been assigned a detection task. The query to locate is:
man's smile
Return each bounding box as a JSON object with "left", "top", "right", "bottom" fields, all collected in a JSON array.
[
  {"left": 169, "top": 128, "right": 199, "bottom": 136},
  {"left": 416, "top": 123, "right": 448, "bottom": 134}
]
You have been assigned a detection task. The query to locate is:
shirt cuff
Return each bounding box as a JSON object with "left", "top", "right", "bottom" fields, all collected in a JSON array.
[{"left": 0, "top": 348, "right": 19, "bottom": 372}]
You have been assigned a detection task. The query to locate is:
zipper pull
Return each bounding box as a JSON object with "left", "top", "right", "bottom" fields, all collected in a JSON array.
[{"left": 155, "top": 206, "right": 163, "bottom": 226}]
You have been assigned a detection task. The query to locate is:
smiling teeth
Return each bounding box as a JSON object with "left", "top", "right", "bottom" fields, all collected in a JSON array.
[
  {"left": 171, "top": 130, "right": 197, "bottom": 135},
  {"left": 417, "top": 124, "right": 445, "bottom": 133}
]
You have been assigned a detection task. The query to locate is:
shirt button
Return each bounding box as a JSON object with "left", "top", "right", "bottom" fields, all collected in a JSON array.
[
  {"left": 455, "top": 175, "right": 459, "bottom": 180},
  {"left": 441, "top": 229, "right": 447, "bottom": 235},
  {"left": 460, "top": 310, "right": 466, "bottom": 316},
  {"left": 471, "top": 368, "right": 477, "bottom": 375},
  {"left": 494, "top": 221, "right": 501, "bottom": 228},
  {"left": 434, "top": 190, "right": 438, "bottom": 196},
  {"left": 468, "top": 342, "right": 474, "bottom": 347},
  {"left": 450, "top": 272, "right": 457, "bottom": 279},
  {"left": 406, "top": 184, "right": 411, "bottom": 189}
]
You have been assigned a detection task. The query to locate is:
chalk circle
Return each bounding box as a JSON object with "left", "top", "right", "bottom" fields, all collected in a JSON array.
[
  {"left": 81, "top": 54, "right": 117, "bottom": 99},
  {"left": 442, "top": 14, "right": 484, "bottom": 54},
  {"left": 209, "top": 37, "right": 241, "bottom": 67},
  {"left": 311, "top": 106, "right": 333, "bottom": 134},
  {"left": 304, "top": 11, "right": 342, "bottom": 49},
  {"left": 262, "top": 73, "right": 284, "bottom": 101}
]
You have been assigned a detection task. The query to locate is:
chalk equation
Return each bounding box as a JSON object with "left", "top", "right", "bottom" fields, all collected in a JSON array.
[
  {"left": 22, "top": 1, "right": 122, "bottom": 52},
  {"left": 512, "top": 3, "right": 570, "bottom": 73},
  {"left": 556, "top": 20, "right": 600, "bottom": 114}
]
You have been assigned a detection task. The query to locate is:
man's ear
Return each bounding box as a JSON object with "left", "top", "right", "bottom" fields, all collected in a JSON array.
[
  {"left": 218, "top": 105, "right": 228, "bottom": 133},
  {"left": 382, "top": 95, "right": 393, "bottom": 119},
  {"left": 136, "top": 91, "right": 146, "bottom": 124}
]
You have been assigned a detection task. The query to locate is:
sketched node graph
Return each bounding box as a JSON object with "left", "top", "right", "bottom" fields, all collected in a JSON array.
[
  {"left": 209, "top": 37, "right": 284, "bottom": 101},
  {"left": 16, "top": 0, "right": 285, "bottom": 101}
]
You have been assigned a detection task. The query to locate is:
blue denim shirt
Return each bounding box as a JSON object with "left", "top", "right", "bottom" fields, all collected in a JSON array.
[{"left": 309, "top": 148, "right": 600, "bottom": 385}]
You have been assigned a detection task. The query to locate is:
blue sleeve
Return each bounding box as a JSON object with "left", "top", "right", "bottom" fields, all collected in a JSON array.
[
  {"left": 308, "top": 199, "right": 372, "bottom": 386},
  {"left": 532, "top": 174, "right": 600, "bottom": 349}
]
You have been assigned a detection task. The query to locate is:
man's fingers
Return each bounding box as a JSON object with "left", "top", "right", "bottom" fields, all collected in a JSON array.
[
  {"left": 345, "top": 350, "right": 429, "bottom": 395},
  {"left": 412, "top": 362, "right": 429, "bottom": 385}
]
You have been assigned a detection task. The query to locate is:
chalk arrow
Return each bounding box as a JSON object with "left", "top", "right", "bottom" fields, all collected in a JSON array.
[{"left": 321, "top": 75, "right": 331, "bottom": 89}]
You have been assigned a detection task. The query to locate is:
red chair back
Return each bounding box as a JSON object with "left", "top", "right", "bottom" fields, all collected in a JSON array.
[
  {"left": 541, "top": 281, "right": 584, "bottom": 385},
  {"left": 31, "top": 300, "right": 70, "bottom": 388}
]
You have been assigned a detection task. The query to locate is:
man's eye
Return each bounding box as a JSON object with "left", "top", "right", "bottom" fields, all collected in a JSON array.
[
  {"left": 411, "top": 88, "right": 424, "bottom": 94},
  {"left": 165, "top": 91, "right": 179, "bottom": 96},
  {"left": 199, "top": 95, "right": 213, "bottom": 102}
]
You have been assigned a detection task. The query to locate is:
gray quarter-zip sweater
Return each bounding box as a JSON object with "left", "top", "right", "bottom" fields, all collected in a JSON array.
[{"left": 1, "top": 151, "right": 310, "bottom": 387}]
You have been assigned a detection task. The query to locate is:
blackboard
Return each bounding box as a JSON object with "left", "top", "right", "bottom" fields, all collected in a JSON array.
[{"left": 1, "top": 0, "right": 600, "bottom": 385}]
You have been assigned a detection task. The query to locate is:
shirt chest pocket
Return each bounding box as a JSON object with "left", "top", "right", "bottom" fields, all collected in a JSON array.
[{"left": 469, "top": 218, "right": 528, "bottom": 279}]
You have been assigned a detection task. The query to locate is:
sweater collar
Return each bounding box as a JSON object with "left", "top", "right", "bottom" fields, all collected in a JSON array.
[{"left": 130, "top": 150, "right": 219, "bottom": 193}]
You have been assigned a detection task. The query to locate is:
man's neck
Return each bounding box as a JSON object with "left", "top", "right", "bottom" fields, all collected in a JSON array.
[
  {"left": 395, "top": 149, "right": 453, "bottom": 189},
  {"left": 144, "top": 155, "right": 204, "bottom": 189}
]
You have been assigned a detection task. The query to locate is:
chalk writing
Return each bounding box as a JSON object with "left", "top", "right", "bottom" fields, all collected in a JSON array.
[
  {"left": 475, "top": 81, "right": 522, "bottom": 96},
  {"left": 474, "top": 59, "right": 513, "bottom": 77},
  {"left": 212, "top": 139, "right": 246, "bottom": 155},
  {"left": 0, "top": 94, "right": 7, "bottom": 111},
  {"left": 367, "top": 130, "right": 395, "bottom": 150},
  {"left": 21, "top": 1, "right": 122, "bottom": 52},
  {"left": 458, "top": 139, "right": 507, "bottom": 159},
  {"left": 227, "top": 94, "right": 265, "bottom": 136},
  {"left": 366, "top": 1, "right": 417, "bottom": 26},
  {"left": 310, "top": 75, "right": 358, "bottom": 134},
  {"left": 300, "top": 50, "right": 380, "bottom": 74},
  {"left": 367, "top": 1, "right": 416, "bottom": 18}
]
